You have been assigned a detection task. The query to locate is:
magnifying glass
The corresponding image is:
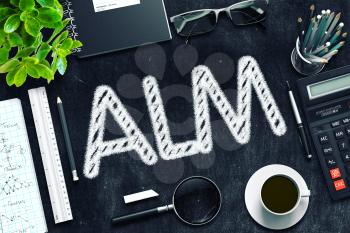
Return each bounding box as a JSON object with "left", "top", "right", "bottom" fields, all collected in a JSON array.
[{"left": 111, "top": 176, "right": 222, "bottom": 226}]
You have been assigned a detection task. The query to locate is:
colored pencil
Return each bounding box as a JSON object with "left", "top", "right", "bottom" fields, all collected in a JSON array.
[
  {"left": 330, "top": 30, "right": 341, "bottom": 45},
  {"left": 310, "top": 4, "right": 315, "bottom": 19},
  {"left": 312, "top": 42, "right": 330, "bottom": 54},
  {"left": 297, "top": 6, "right": 346, "bottom": 64},
  {"left": 318, "top": 47, "right": 329, "bottom": 57},
  {"left": 304, "top": 17, "right": 315, "bottom": 48},
  {"left": 297, "top": 17, "right": 304, "bottom": 45},
  {"left": 319, "top": 12, "right": 335, "bottom": 44},
  {"left": 315, "top": 11, "right": 328, "bottom": 47},
  {"left": 329, "top": 41, "right": 345, "bottom": 53},
  {"left": 307, "top": 54, "right": 328, "bottom": 63},
  {"left": 306, "top": 16, "right": 320, "bottom": 52},
  {"left": 324, "top": 13, "right": 341, "bottom": 41},
  {"left": 323, "top": 50, "right": 338, "bottom": 60}
]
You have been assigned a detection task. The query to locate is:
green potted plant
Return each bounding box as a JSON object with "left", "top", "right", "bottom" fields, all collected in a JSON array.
[{"left": 0, "top": 0, "right": 82, "bottom": 87}]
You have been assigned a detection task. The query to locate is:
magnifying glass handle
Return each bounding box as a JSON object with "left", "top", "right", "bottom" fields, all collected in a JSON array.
[{"left": 111, "top": 204, "right": 174, "bottom": 225}]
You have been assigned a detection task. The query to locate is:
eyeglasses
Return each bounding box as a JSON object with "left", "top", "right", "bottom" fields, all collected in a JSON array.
[{"left": 170, "top": 0, "right": 269, "bottom": 37}]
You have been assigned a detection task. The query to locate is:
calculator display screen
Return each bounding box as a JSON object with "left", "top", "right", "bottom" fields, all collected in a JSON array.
[{"left": 308, "top": 73, "right": 350, "bottom": 100}]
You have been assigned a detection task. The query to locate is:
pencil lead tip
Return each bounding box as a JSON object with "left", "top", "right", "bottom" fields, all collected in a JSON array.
[{"left": 286, "top": 81, "right": 291, "bottom": 90}]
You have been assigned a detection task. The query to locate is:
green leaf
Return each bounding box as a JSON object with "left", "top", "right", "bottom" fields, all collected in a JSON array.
[
  {"left": 40, "top": 59, "right": 49, "bottom": 67},
  {"left": 26, "top": 62, "right": 40, "bottom": 78},
  {"left": 60, "top": 37, "right": 72, "bottom": 50},
  {"left": 0, "top": 1, "right": 11, "bottom": 8},
  {"left": 37, "top": 7, "right": 62, "bottom": 23},
  {"left": 6, "top": 69, "right": 16, "bottom": 86},
  {"left": 35, "top": 42, "right": 50, "bottom": 60},
  {"left": 53, "top": 0, "right": 63, "bottom": 14},
  {"left": 15, "top": 46, "right": 35, "bottom": 57},
  {"left": 23, "top": 56, "right": 38, "bottom": 64},
  {"left": 47, "top": 17, "right": 69, "bottom": 42},
  {"left": 40, "top": 19, "right": 61, "bottom": 29},
  {"left": 0, "top": 58, "right": 19, "bottom": 73},
  {"left": 14, "top": 65, "right": 27, "bottom": 87},
  {"left": 8, "top": 32, "right": 23, "bottom": 46},
  {"left": 52, "top": 30, "right": 67, "bottom": 46},
  {"left": 31, "top": 32, "right": 42, "bottom": 48},
  {"left": 2, "top": 38, "right": 11, "bottom": 49},
  {"left": 0, "top": 7, "right": 15, "bottom": 22},
  {"left": 56, "top": 48, "right": 70, "bottom": 57},
  {"left": 56, "top": 56, "right": 66, "bottom": 75},
  {"left": 4, "top": 14, "right": 21, "bottom": 33},
  {"left": 19, "top": 0, "right": 35, "bottom": 11},
  {"left": 0, "top": 47, "right": 9, "bottom": 64},
  {"left": 0, "top": 29, "right": 6, "bottom": 45},
  {"left": 19, "top": 25, "right": 35, "bottom": 46},
  {"left": 51, "top": 53, "right": 57, "bottom": 71},
  {"left": 71, "top": 40, "right": 82, "bottom": 49},
  {"left": 34, "top": 63, "right": 53, "bottom": 80},
  {"left": 10, "top": 0, "right": 19, "bottom": 7},
  {"left": 24, "top": 16, "right": 40, "bottom": 36},
  {"left": 20, "top": 9, "right": 39, "bottom": 21},
  {"left": 36, "top": 0, "right": 54, "bottom": 7}
]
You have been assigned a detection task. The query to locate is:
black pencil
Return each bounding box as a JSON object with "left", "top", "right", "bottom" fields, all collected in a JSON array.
[
  {"left": 57, "top": 97, "right": 79, "bottom": 182},
  {"left": 297, "top": 17, "right": 305, "bottom": 48}
]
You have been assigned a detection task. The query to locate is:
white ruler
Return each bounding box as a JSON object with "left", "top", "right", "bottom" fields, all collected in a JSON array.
[{"left": 28, "top": 87, "right": 73, "bottom": 224}]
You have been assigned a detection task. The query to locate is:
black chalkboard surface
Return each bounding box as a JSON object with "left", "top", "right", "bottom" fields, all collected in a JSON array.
[{"left": 1, "top": 0, "right": 350, "bottom": 232}]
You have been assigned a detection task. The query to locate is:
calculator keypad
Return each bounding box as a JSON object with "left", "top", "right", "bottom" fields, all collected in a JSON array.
[
  {"left": 319, "top": 133, "right": 329, "bottom": 144},
  {"left": 325, "top": 156, "right": 337, "bottom": 168},
  {"left": 332, "top": 120, "right": 341, "bottom": 128},
  {"left": 334, "top": 129, "right": 345, "bottom": 139},
  {"left": 330, "top": 168, "right": 342, "bottom": 180},
  {"left": 346, "top": 126, "right": 350, "bottom": 135},
  {"left": 317, "top": 116, "right": 350, "bottom": 194},
  {"left": 322, "top": 145, "right": 333, "bottom": 155},
  {"left": 334, "top": 179, "right": 346, "bottom": 191},
  {"left": 343, "top": 117, "right": 350, "bottom": 124},
  {"left": 341, "top": 151, "right": 350, "bottom": 162},
  {"left": 338, "top": 140, "right": 349, "bottom": 151}
]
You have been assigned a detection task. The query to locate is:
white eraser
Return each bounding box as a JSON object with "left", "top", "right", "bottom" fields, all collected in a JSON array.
[{"left": 124, "top": 190, "right": 159, "bottom": 204}]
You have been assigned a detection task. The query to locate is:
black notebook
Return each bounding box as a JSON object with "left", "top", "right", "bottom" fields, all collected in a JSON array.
[{"left": 61, "top": 0, "right": 172, "bottom": 58}]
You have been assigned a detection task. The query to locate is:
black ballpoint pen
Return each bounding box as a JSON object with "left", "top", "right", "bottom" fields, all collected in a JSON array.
[{"left": 286, "top": 81, "right": 312, "bottom": 160}]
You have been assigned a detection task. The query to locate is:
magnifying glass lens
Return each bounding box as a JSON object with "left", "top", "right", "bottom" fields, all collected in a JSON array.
[{"left": 173, "top": 177, "right": 221, "bottom": 225}]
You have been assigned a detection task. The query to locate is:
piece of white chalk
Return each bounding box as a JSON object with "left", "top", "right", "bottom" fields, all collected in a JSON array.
[{"left": 124, "top": 190, "right": 159, "bottom": 204}]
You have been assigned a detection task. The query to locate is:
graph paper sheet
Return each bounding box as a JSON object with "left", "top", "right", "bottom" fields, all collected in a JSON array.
[{"left": 0, "top": 99, "right": 47, "bottom": 233}]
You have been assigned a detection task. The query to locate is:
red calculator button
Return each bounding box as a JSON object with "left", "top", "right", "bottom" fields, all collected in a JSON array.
[
  {"left": 334, "top": 179, "right": 346, "bottom": 191},
  {"left": 330, "top": 168, "right": 342, "bottom": 180}
]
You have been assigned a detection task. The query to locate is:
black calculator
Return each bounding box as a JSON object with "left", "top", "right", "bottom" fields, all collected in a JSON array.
[{"left": 297, "top": 66, "right": 350, "bottom": 200}]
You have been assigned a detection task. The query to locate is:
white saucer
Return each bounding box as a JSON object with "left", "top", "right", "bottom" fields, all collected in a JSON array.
[{"left": 244, "top": 164, "right": 310, "bottom": 230}]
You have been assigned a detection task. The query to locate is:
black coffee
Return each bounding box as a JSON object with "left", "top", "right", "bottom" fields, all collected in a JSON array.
[{"left": 261, "top": 176, "right": 298, "bottom": 214}]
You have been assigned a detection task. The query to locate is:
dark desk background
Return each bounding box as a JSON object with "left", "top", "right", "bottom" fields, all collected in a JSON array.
[{"left": 1, "top": 0, "right": 350, "bottom": 232}]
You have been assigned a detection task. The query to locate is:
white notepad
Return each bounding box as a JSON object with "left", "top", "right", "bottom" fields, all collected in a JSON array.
[{"left": 0, "top": 99, "right": 47, "bottom": 233}]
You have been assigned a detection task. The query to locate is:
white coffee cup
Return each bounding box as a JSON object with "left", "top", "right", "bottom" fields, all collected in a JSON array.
[{"left": 260, "top": 174, "right": 311, "bottom": 216}]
